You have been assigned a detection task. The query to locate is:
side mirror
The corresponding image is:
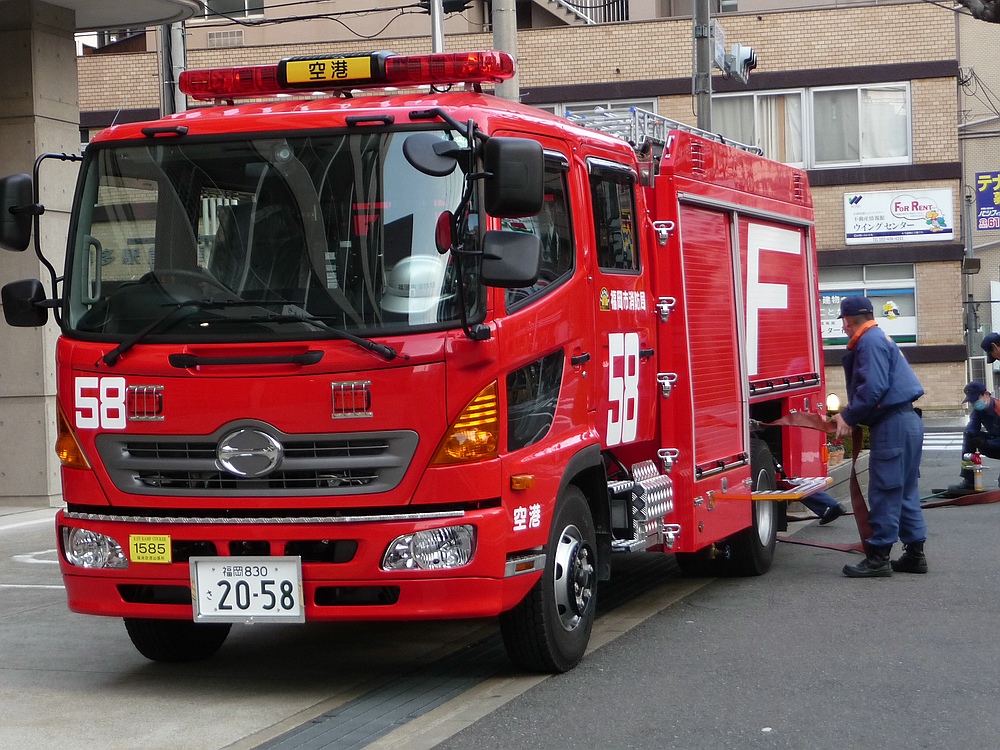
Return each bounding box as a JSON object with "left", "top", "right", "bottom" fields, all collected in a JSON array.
[
  {"left": 481, "top": 230, "right": 541, "bottom": 288},
  {"left": 2, "top": 279, "right": 49, "bottom": 327},
  {"left": 483, "top": 137, "right": 544, "bottom": 218},
  {"left": 0, "top": 174, "right": 34, "bottom": 252},
  {"left": 402, "top": 132, "right": 463, "bottom": 177}
]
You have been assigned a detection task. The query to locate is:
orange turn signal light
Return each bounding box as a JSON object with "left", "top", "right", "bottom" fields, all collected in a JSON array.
[
  {"left": 431, "top": 382, "right": 499, "bottom": 465},
  {"left": 55, "top": 402, "right": 91, "bottom": 470}
]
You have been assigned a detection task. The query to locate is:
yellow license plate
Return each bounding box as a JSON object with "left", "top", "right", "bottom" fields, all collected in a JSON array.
[
  {"left": 284, "top": 56, "right": 373, "bottom": 85},
  {"left": 129, "top": 534, "right": 171, "bottom": 564}
]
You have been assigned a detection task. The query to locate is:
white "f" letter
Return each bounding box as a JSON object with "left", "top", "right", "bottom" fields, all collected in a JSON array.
[{"left": 746, "top": 224, "right": 802, "bottom": 377}]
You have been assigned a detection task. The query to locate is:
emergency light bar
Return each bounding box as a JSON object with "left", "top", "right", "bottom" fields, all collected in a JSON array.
[{"left": 178, "top": 50, "right": 516, "bottom": 102}]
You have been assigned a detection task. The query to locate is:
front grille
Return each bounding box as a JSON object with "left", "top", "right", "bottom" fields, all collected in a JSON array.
[
  {"left": 97, "top": 422, "right": 418, "bottom": 497},
  {"left": 134, "top": 467, "right": 380, "bottom": 491}
]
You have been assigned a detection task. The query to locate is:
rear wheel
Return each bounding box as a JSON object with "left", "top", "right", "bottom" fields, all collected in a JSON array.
[
  {"left": 499, "top": 486, "right": 597, "bottom": 673},
  {"left": 123, "top": 618, "right": 231, "bottom": 663},
  {"left": 675, "top": 438, "right": 778, "bottom": 577},
  {"left": 727, "top": 438, "right": 778, "bottom": 576}
]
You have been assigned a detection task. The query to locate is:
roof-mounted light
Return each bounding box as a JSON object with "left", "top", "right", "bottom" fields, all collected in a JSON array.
[
  {"left": 178, "top": 50, "right": 515, "bottom": 102},
  {"left": 178, "top": 64, "right": 285, "bottom": 101}
]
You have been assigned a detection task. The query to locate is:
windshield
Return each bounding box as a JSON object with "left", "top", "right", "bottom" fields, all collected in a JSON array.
[{"left": 64, "top": 130, "right": 479, "bottom": 340}]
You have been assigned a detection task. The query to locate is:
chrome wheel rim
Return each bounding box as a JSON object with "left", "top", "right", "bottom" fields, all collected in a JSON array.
[
  {"left": 754, "top": 467, "right": 775, "bottom": 546},
  {"left": 553, "top": 524, "right": 595, "bottom": 632}
]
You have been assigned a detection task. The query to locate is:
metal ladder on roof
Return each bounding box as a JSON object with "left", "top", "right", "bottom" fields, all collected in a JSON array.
[{"left": 566, "top": 106, "right": 762, "bottom": 156}]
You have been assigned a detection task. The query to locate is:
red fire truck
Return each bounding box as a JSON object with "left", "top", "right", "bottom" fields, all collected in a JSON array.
[{"left": 0, "top": 50, "right": 829, "bottom": 673}]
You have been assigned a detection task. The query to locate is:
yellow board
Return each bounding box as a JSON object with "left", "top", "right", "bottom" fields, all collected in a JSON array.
[
  {"left": 284, "top": 57, "right": 373, "bottom": 85},
  {"left": 129, "top": 534, "right": 172, "bottom": 564}
]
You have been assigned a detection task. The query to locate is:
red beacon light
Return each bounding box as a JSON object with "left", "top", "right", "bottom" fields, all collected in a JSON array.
[{"left": 178, "top": 50, "right": 515, "bottom": 102}]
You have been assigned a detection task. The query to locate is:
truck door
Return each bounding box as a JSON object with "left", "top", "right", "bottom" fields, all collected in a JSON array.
[
  {"left": 679, "top": 203, "right": 747, "bottom": 475},
  {"left": 586, "top": 158, "right": 656, "bottom": 449}
]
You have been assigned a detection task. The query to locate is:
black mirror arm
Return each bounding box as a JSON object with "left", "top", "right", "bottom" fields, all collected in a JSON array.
[{"left": 30, "top": 153, "right": 83, "bottom": 326}]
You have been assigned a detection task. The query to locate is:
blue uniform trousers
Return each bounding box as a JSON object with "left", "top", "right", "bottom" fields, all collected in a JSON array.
[
  {"left": 866, "top": 408, "right": 926, "bottom": 547},
  {"left": 800, "top": 490, "right": 839, "bottom": 517}
]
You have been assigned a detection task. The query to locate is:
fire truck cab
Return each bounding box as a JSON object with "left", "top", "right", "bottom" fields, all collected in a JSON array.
[{"left": 0, "top": 50, "right": 829, "bottom": 673}]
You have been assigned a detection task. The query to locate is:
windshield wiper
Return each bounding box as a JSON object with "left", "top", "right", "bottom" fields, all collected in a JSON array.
[
  {"left": 248, "top": 314, "right": 399, "bottom": 361},
  {"left": 99, "top": 299, "right": 243, "bottom": 367}
]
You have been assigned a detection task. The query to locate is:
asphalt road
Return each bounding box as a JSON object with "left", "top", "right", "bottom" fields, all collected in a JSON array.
[
  {"left": 3, "top": 428, "right": 998, "bottom": 750},
  {"left": 428, "top": 433, "right": 1000, "bottom": 750}
]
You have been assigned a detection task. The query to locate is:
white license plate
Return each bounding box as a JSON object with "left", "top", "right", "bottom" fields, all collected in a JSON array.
[{"left": 190, "top": 556, "right": 305, "bottom": 623}]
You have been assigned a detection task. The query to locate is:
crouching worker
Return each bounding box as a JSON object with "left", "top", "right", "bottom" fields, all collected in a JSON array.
[{"left": 948, "top": 380, "right": 1000, "bottom": 495}]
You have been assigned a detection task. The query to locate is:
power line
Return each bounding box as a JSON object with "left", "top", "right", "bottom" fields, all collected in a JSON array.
[{"left": 193, "top": 0, "right": 430, "bottom": 40}]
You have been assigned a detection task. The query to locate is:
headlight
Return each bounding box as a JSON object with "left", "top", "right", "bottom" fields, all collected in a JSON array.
[
  {"left": 381, "top": 525, "right": 476, "bottom": 571},
  {"left": 62, "top": 527, "right": 128, "bottom": 569}
]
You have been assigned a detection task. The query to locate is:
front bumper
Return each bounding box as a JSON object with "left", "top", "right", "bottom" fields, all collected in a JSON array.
[{"left": 56, "top": 506, "right": 540, "bottom": 621}]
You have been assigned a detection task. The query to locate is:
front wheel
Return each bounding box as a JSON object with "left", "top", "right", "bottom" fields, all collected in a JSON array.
[
  {"left": 499, "top": 486, "right": 597, "bottom": 673},
  {"left": 123, "top": 618, "right": 231, "bottom": 663}
]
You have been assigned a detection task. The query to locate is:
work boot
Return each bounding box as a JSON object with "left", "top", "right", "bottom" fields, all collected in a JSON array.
[
  {"left": 819, "top": 503, "right": 846, "bottom": 526},
  {"left": 946, "top": 470, "right": 975, "bottom": 496},
  {"left": 891, "top": 542, "right": 928, "bottom": 574},
  {"left": 843, "top": 546, "right": 892, "bottom": 578}
]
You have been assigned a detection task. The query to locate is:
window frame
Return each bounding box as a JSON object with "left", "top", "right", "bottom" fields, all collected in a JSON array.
[
  {"left": 192, "top": 0, "right": 265, "bottom": 21},
  {"left": 588, "top": 159, "right": 642, "bottom": 275},
  {"left": 808, "top": 82, "right": 912, "bottom": 169},
  {"left": 713, "top": 82, "right": 912, "bottom": 170},
  {"left": 712, "top": 88, "right": 805, "bottom": 168},
  {"left": 818, "top": 263, "right": 917, "bottom": 347},
  {"left": 504, "top": 154, "right": 576, "bottom": 313}
]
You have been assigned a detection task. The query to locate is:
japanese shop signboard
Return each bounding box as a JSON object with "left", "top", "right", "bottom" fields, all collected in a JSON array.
[
  {"left": 975, "top": 171, "right": 1000, "bottom": 231},
  {"left": 844, "top": 189, "right": 953, "bottom": 245}
]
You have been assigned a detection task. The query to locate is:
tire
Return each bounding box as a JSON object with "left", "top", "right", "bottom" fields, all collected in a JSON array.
[
  {"left": 123, "top": 618, "right": 231, "bottom": 663},
  {"left": 727, "top": 438, "right": 778, "bottom": 576},
  {"left": 499, "top": 486, "right": 597, "bottom": 673}
]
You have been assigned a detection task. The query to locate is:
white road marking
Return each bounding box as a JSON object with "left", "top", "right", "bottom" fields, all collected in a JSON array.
[
  {"left": 923, "top": 432, "right": 964, "bottom": 451},
  {"left": 0, "top": 583, "right": 64, "bottom": 589},
  {"left": 13, "top": 549, "right": 59, "bottom": 565},
  {"left": 0, "top": 516, "right": 55, "bottom": 533}
]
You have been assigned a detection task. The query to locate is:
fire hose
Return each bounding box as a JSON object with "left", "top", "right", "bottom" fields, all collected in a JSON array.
[{"left": 763, "top": 413, "right": 1000, "bottom": 555}]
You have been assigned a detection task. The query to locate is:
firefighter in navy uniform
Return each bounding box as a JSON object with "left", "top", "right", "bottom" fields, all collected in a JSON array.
[
  {"left": 948, "top": 381, "right": 1000, "bottom": 494},
  {"left": 831, "top": 296, "right": 928, "bottom": 577}
]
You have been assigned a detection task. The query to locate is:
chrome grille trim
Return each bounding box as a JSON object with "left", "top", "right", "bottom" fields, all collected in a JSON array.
[
  {"left": 64, "top": 510, "right": 465, "bottom": 525},
  {"left": 127, "top": 385, "right": 164, "bottom": 422},
  {"left": 96, "top": 421, "right": 418, "bottom": 497},
  {"left": 331, "top": 380, "right": 373, "bottom": 419}
]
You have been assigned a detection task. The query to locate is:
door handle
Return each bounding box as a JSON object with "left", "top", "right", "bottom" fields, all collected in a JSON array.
[{"left": 571, "top": 352, "right": 591, "bottom": 366}]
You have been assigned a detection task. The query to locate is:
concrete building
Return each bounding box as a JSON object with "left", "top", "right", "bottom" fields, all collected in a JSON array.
[
  {"left": 957, "top": 12, "right": 1000, "bottom": 387},
  {"left": 0, "top": 1, "right": 201, "bottom": 509}
]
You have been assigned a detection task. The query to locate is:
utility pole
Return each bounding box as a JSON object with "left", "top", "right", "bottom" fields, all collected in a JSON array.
[
  {"left": 493, "top": 0, "right": 520, "bottom": 102},
  {"left": 158, "top": 22, "right": 186, "bottom": 116},
  {"left": 430, "top": 0, "right": 445, "bottom": 52},
  {"left": 693, "top": 0, "right": 712, "bottom": 131}
]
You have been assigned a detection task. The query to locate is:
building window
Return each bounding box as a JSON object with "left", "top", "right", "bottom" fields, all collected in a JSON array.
[
  {"left": 714, "top": 91, "right": 803, "bottom": 166},
  {"left": 714, "top": 83, "right": 911, "bottom": 169},
  {"left": 813, "top": 85, "right": 911, "bottom": 166},
  {"left": 198, "top": 0, "right": 264, "bottom": 19},
  {"left": 819, "top": 264, "right": 916, "bottom": 346}
]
